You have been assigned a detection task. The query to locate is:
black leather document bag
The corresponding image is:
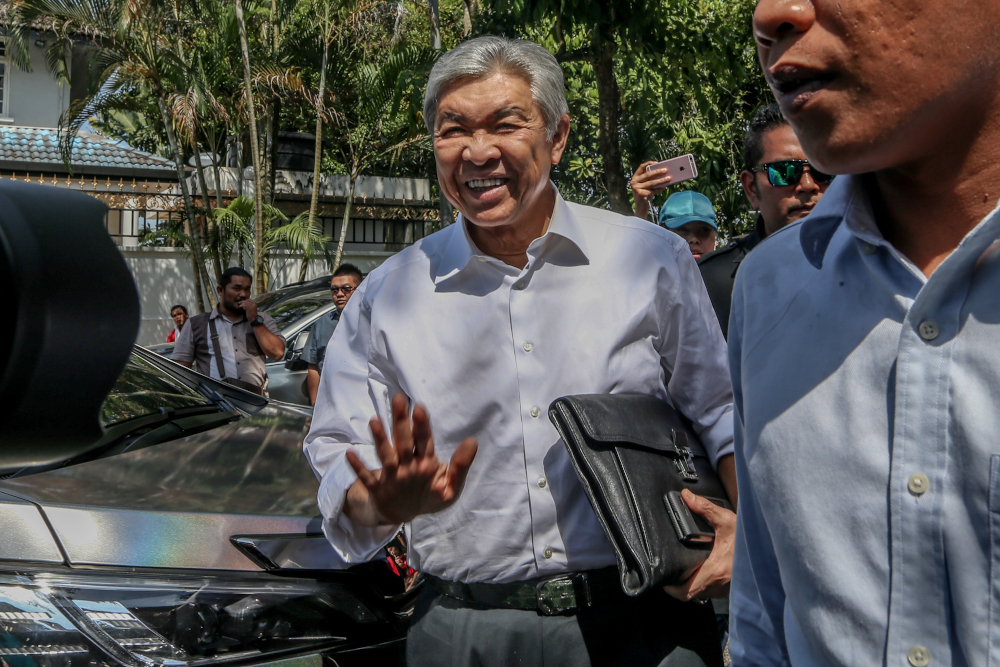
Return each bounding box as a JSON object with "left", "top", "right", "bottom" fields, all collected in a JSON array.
[{"left": 548, "top": 394, "right": 730, "bottom": 596}]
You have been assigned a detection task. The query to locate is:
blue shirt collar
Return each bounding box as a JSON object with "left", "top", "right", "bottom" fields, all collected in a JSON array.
[
  {"left": 799, "top": 175, "right": 883, "bottom": 269},
  {"left": 433, "top": 186, "right": 589, "bottom": 284}
]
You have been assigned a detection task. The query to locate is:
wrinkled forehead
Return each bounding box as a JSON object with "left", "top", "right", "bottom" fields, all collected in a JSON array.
[{"left": 434, "top": 72, "right": 539, "bottom": 126}]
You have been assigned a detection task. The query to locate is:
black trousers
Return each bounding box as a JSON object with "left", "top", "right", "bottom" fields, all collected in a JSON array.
[{"left": 405, "top": 585, "right": 724, "bottom": 667}]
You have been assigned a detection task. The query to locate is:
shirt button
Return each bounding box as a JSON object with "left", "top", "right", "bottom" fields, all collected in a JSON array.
[
  {"left": 477, "top": 256, "right": 487, "bottom": 262},
  {"left": 918, "top": 321, "right": 939, "bottom": 341},
  {"left": 529, "top": 406, "right": 541, "bottom": 419},
  {"left": 514, "top": 281, "right": 526, "bottom": 290},
  {"left": 861, "top": 242, "right": 878, "bottom": 255},
  {"left": 907, "top": 645, "right": 930, "bottom": 667},
  {"left": 537, "top": 476, "right": 547, "bottom": 489},
  {"left": 908, "top": 473, "right": 929, "bottom": 497},
  {"left": 543, "top": 547, "right": 553, "bottom": 559},
  {"left": 522, "top": 342, "right": 533, "bottom": 352}
]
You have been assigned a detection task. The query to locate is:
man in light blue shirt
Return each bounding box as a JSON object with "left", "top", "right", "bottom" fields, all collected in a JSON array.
[{"left": 732, "top": 1, "right": 1000, "bottom": 665}]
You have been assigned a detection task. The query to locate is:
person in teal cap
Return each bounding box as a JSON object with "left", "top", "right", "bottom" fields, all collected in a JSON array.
[{"left": 658, "top": 190, "right": 718, "bottom": 260}]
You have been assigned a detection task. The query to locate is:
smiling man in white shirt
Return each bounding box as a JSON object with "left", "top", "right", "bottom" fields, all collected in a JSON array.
[{"left": 304, "top": 35, "right": 736, "bottom": 667}]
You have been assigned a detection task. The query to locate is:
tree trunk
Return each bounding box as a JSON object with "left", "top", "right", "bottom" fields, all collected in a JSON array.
[
  {"left": 592, "top": 30, "right": 630, "bottom": 215},
  {"left": 156, "top": 94, "right": 207, "bottom": 314},
  {"left": 439, "top": 195, "right": 453, "bottom": 226},
  {"left": 303, "top": 40, "right": 330, "bottom": 284},
  {"left": 235, "top": 0, "right": 267, "bottom": 295},
  {"left": 428, "top": 0, "right": 442, "bottom": 49},
  {"left": 193, "top": 148, "right": 223, "bottom": 284},
  {"left": 462, "top": 0, "right": 476, "bottom": 36},
  {"left": 333, "top": 172, "right": 356, "bottom": 271}
]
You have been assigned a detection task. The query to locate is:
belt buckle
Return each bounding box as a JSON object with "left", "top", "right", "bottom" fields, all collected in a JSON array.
[{"left": 535, "top": 573, "right": 587, "bottom": 616}]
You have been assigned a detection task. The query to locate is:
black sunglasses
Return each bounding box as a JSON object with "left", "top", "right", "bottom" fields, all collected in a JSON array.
[
  {"left": 751, "top": 160, "right": 835, "bottom": 187},
  {"left": 331, "top": 286, "right": 355, "bottom": 295}
]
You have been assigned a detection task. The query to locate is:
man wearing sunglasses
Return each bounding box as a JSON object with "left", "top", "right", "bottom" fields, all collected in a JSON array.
[
  {"left": 302, "top": 263, "right": 364, "bottom": 405},
  {"left": 698, "top": 103, "right": 833, "bottom": 337}
]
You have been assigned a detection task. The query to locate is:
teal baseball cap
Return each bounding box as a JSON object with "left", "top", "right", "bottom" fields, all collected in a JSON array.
[{"left": 658, "top": 191, "right": 718, "bottom": 230}]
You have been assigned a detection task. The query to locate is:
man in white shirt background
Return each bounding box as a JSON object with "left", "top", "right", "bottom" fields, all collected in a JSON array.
[{"left": 304, "top": 36, "right": 736, "bottom": 667}]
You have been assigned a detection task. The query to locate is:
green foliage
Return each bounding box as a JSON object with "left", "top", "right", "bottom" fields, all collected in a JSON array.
[{"left": 14, "top": 0, "right": 768, "bottom": 248}]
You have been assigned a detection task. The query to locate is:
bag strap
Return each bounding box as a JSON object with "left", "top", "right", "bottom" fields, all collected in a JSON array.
[{"left": 207, "top": 316, "right": 228, "bottom": 380}]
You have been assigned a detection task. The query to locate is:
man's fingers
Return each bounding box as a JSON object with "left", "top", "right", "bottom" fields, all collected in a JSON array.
[
  {"left": 391, "top": 394, "right": 415, "bottom": 465},
  {"left": 681, "top": 488, "right": 725, "bottom": 527},
  {"left": 346, "top": 449, "right": 379, "bottom": 489},
  {"left": 369, "top": 416, "right": 398, "bottom": 472},
  {"left": 663, "top": 580, "right": 697, "bottom": 602},
  {"left": 412, "top": 403, "right": 435, "bottom": 458},
  {"left": 443, "top": 437, "right": 478, "bottom": 499}
]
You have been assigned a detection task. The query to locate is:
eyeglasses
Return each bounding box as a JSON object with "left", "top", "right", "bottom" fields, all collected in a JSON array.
[
  {"left": 751, "top": 160, "right": 835, "bottom": 187},
  {"left": 331, "top": 286, "right": 355, "bottom": 295}
]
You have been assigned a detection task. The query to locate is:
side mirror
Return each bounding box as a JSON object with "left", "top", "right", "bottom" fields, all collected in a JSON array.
[
  {"left": 285, "top": 352, "right": 309, "bottom": 372},
  {"left": 0, "top": 181, "right": 139, "bottom": 464}
]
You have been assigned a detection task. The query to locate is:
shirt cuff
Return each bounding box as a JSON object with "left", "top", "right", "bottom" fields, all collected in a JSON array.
[
  {"left": 316, "top": 446, "right": 401, "bottom": 563},
  {"left": 699, "top": 405, "right": 735, "bottom": 467}
]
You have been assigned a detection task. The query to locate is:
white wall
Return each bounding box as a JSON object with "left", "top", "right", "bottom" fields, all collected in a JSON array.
[
  {"left": 122, "top": 247, "right": 395, "bottom": 346},
  {"left": 3, "top": 39, "right": 69, "bottom": 128}
]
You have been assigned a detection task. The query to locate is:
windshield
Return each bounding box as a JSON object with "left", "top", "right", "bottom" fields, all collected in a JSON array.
[
  {"left": 101, "top": 354, "right": 209, "bottom": 426},
  {"left": 264, "top": 289, "right": 332, "bottom": 330},
  {"left": 253, "top": 289, "right": 293, "bottom": 311}
]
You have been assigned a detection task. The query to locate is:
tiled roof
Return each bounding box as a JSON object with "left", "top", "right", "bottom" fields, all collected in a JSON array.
[{"left": 0, "top": 126, "right": 181, "bottom": 175}]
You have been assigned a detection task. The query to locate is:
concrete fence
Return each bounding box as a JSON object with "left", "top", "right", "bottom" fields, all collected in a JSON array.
[{"left": 122, "top": 246, "right": 395, "bottom": 346}]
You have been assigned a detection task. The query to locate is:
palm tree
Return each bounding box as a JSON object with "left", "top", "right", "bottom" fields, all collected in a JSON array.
[
  {"left": 10, "top": 0, "right": 215, "bottom": 312},
  {"left": 327, "top": 45, "right": 437, "bottom": 269}
]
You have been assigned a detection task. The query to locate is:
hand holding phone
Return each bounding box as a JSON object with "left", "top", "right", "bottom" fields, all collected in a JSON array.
[{"left": 644, "top": 154, "right": 698, "bottom": 185}]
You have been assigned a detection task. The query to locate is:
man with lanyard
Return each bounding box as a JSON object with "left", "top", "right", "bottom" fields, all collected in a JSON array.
[
  {"left": 302, "top": 263, "right": 363, "bottom": 406},
  {"left": 304, "top": 36, "right": 736, "bottom": 667},
  {"left": 172, "top": 267, "right": 285, "bottom": 396}
]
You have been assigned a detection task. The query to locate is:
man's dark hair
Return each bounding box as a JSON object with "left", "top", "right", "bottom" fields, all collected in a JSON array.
[
  {"left": 170, "top": 304, "right": 188, "bottom": 315},
  {"left": 743, "top": 103, "right": 790, "bottom": 170},
  {"left": 333, "top": 263, "right": 363, "bottom": 284},
  {"left": 220, "top": 266, "right": 252, "bottom": 288}
]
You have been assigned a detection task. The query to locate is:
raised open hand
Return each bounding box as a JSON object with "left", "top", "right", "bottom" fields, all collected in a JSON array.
[{"left": 345, "top": 393, "right": 478, "bottom": 525}]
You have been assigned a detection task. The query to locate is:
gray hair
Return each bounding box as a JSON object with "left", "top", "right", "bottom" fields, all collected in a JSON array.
[{"left": 423, "top": 35, "right": 569, "bottom": 140}]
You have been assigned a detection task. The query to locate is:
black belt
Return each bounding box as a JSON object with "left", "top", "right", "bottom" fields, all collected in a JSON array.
[{"left": 426, "top": 567, "right": 625, "bottom": 616}]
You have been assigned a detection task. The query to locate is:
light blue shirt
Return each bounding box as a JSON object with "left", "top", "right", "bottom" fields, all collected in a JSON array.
[{"left": 729, "top": 174, "right": 1000, "bottom": 666}]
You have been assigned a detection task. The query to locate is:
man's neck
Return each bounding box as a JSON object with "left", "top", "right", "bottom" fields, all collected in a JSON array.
[
  {"left": 872, "top": 102, "right": 1000, "bottom": 277},
  {"left": 466, "top": 185, "right": 556, "bottom": 269},
  {"left": 219, "top": 304, "right": 242, "bottom": 323}
]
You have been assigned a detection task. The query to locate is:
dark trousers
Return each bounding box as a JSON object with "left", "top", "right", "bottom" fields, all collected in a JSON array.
[{"left": 405, "top": 585, "right": 724, "bottom": 667}]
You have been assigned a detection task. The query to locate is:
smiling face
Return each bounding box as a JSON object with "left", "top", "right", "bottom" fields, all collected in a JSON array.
[
  {"left": 433, "top": 72, "right": 570, "bottom": 231},
  {"left": 753, "top": 0, "right": 1000, "bottom": 175},
  {"left": 740, "top": 124, "right": 829, "bottom": 236}
]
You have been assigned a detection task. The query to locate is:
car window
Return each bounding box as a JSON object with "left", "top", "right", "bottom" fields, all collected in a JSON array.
[
  {"left": 253, "top": 289, "right": 291, "bottom": 311},
  {"left": 264, "top": 290, "right": 331, "bottom": 330},
  {"left": 101, "top": 355, "right": 209, "bottom": 426}
]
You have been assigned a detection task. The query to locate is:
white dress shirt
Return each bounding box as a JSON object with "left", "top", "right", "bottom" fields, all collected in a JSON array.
[{"left": 304, "top": 188, "right": 734, "bottom": 584}]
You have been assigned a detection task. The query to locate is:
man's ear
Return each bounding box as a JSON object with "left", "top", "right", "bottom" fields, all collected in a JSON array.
[
  {"left": 740, "top": 170, "right": 760, "bottom": 210},
  {"left": 550, "top": 114, "right": 572, "bottom": 164}
]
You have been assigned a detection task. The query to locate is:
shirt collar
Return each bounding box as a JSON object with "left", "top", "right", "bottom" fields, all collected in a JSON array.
[
  {"left": 433, "top": 186, "right": 588, "bottom": 284},
  {"left": 798, "top": 175, "right": 876, "bottom": 269},
  {"left": 210, "top": 305, "right": 245, "bottom": 323}
]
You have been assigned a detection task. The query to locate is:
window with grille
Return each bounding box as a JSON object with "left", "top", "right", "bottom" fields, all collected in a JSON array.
[{"left": 0, "top": 37, "right": 7, "bottom": 117}]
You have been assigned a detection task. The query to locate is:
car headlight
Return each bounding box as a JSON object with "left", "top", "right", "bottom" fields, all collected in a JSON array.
[{"left": 0, "top": 570, "right": 380, "bottom": 667}]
